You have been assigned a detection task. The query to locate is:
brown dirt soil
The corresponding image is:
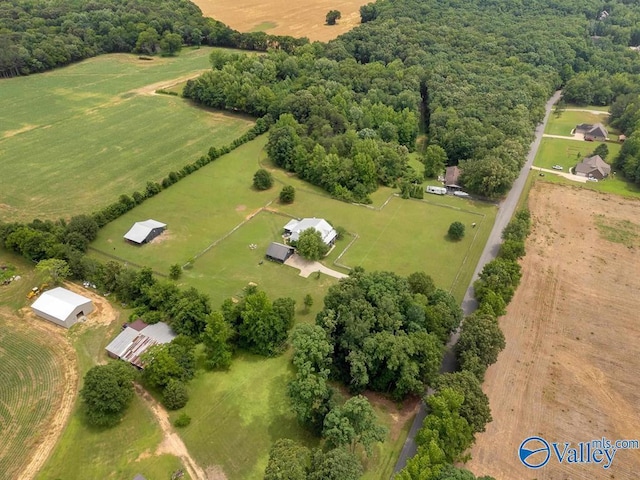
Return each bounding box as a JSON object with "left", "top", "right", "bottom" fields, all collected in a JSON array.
[
  {"left": 2, "top": 309, "right": 79, "bottom": 480},
  {"left": 191, "top": 0, "right": 364, "bottom": 42},
  {"left": 363, "top": 391, "right": 420, "bottom": 442},
  {"left": 467, "top": 182, "right": 640, "bottom": 479},
  {"left": 135, "top": 385, "right": 223, "bottom": 480}
]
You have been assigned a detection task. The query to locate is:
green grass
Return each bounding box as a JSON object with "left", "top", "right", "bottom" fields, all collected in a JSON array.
[
  {"left": 0, "top": 47, "right": 254, "bottom": 222},
  {"left": 250, "top": 21, "right": 278, "bottom": 32},
  {"left": 534, "top": 137, "right": 621, "bottom": 170},
  {"left": 88, "top": 135, "right": 496, "bottom": 479},
  {"left": 171, "top": 351, "right": 318, "bottom": 479},
  {"left": 533, "top": 137, "right": 640, "bottom": 197},
  {"left": 545, "top": 109, "right": 610, "bottom": 136},
  {"left": 594, "top": 214, "right": 640, "bottom": 248}
]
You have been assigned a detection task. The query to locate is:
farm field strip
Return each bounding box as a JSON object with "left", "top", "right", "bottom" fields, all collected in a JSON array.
[
  {"left": 191, "top": 0, "right": 364, "bottom": 42},
  {"left": 468, "top": 182, "right": 640, "bottom": 479},
  {"left": 0, "top": 48, "right": 254, "bottom": 222},
  {"left": 0, "top": 315, "right": 70, "bottom": 480}
]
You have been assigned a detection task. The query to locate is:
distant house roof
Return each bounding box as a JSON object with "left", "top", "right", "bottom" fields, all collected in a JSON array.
[
  {"left": 577, "top": 123, "right": 608, "bottom": 139},
  {"left": 284, "top": 218, "right": 337, "bottom": 244},
  {"left": 266, "top": 242, "right": 295, "bottom": 262},
  {"left": 31, "top": 287, "right": 92, "bottom": 322},
  {"left": 575, "top": 155, "right": 611, "bottom": 177},
  {"left": 444, "top": 166, "right": 461, "bottom": 187},
  {"left": 106, "top": 321, "right": 176, "bottom": 368},
  {"left": 587, "top": 123, "right": 608, "bottom": 139},
  {"left": 123, "top": 219, "right": 166, "bottom": 244}
]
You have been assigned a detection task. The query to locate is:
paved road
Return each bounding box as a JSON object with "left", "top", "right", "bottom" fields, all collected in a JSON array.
[{"left": 392, "top": 90, "right": 563, "bottom": 476}]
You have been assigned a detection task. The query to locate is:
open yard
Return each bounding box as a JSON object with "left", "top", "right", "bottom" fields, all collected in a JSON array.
[
  {"left": 191, "top": 0, "right": 365, "bottom": 41},
  {"left": 0, "top": 48, "right": 254, "bottom": 222},
  {"left": 545, "top": 109, "right": 610, "bottom": 136},
  {"left": 92, "top": 135, "right": 495, "bottom": 305},
  {"left": 468, "top": 182, "right": 640, "bottom": 479}
]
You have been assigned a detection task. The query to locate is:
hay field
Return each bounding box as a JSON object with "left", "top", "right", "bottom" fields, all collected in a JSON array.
[
  {"left": 191, "top": 0, "right": 365, "bottom": 41},
  {"left": 0, "top": 48, "right": 253, "bottom": 222}
]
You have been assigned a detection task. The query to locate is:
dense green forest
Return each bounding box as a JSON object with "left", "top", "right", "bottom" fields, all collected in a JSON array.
[
  {"left": 0, "top": 0, "right": 306, "bottom": 77},
  {"left": 183, "top": 0, "right": 640, "bottom": 198}
]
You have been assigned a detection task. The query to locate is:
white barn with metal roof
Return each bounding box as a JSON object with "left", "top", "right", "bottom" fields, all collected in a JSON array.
[
  {"left": 123, "top": 219, "right": 166, "bottom": 244},
  {"left": 31, "top": 287, "right": 94, "bottom": 328}
]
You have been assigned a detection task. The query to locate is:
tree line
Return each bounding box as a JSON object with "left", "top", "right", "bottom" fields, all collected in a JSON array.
[
  {"left": 0, "top": 0, "right": 308, "bottom": 77},
  {"left": 180, "top": 0, "right": 640, "bottom": 200},
  {"left": 396, "top": 209, "right": 532, "bottom": 479}
]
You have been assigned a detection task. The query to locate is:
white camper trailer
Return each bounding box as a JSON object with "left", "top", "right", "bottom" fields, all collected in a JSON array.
[{"left": 426, "top": 185, "right": 447, "bottom": 195}]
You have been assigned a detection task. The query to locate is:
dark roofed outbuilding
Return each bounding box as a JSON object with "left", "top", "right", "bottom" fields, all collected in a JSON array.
[{"left": 266, "top": 242, "right": 294, "bottom": 263}]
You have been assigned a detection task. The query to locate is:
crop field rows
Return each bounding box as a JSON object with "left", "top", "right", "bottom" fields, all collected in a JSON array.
[{"left": 0, "top": 316, "right": 65, "bottom": 479}]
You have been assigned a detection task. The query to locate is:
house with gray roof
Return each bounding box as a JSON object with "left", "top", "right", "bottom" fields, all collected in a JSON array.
[
  {"left": 284, "top": 218, "right": 337, "bottom": 245},
  {"left": 106, "top": 321, "right": 176, "bottom": 368},
  {"left": 575, "top": 123, "right": 608, "bottom": 141},
  {"left": 575, "top": 155, "right": 611, "bottom": 180},
  {"left": 124, "top": 219, "right": 166, "bottom": 244},
  {"left": 31, "top": 287, "right": 93, "bottom": 328}
]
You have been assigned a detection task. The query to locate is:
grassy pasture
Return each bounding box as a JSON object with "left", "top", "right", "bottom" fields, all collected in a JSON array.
[
  {"left": 545, "top": 109, "right": 610, "bottom": 136},
  {"left": 0, "top": 47, "right": 254, "bottom": 222},
  {"left": 89, "top": 135, "right": 496, "bottom": 480}
]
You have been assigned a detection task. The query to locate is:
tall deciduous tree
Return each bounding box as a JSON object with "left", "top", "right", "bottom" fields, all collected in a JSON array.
[
  {"left": 323, "top": 395, "right": 387, "bottom": 455},
  {"left": 264, "top": 439, "right": 310, "bottom": 480},
  {"left": 422, "top": 145, "right": 448, "bottom": 179},
  {"left": 308, "top": 448, "right": 362, "bottom": 480},
  {"left": 296, "top": 229, "right": 329, "bottom": 261},
  {"left": 202, "top": 311, "right": 233, "bottom": 369},
  {"left": 35, "top": 258, "right": 70, "bottom": 285},
  {"left": 81, "top": 362, "right": 136, "bottom": 427},
  {"left": 326, "top": 10, "right": 342, "bottom": 25}
]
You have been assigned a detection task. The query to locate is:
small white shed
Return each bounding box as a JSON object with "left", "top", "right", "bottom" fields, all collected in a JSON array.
[{"left": 31, "top": 287, "right": 94, "bottom": 328}]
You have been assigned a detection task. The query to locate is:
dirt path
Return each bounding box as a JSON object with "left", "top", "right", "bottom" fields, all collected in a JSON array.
[
  {"left": 130, "top": 71, "right": 209, "bottom": 96},
  {"left": 135, "top": 385, "right": 212, "bottom": 480},
  {"left": 531, "top": 166, "right": 588, "bottom": 183},
  {"left": 565, "top": 108, "right": 610, "bottom": 115},
  {"left": 542, "top": 133, "right": 585, "bottom": 141},
  {"left": 284, "top": 253, "right": 348, "bottom": 279},
  {"left": 14, "top": 315, "right": 78, "bottom": 480}
]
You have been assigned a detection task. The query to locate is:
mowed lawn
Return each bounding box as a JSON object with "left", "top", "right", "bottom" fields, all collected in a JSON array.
[
  {"left": 533, "top": 137, "right": 640, "bottom": 197},
  {"left": 0, "top": 47, "right": 254, "bottom": 222},
  {"left": 545, "top": 109, "right": 610, "bottom": 136},
  {"left": 89, "top": 135, "right": 496, "bottom": 480}
]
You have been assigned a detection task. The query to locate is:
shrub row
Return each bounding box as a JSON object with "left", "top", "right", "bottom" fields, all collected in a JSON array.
[{"left": 91, "top": 115, "right": 272, "bottom": 228}]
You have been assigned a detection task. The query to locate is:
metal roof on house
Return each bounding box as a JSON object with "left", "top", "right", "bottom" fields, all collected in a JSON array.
[
  {"left": 123, "top": 219, "right": 166, "bottom": 244},
  {"left": 266, "top": 242, "right": 294, "bottom": 261},
  {"left": 105, "top": 321, "right": 177, "bottom": 368},
  {"left": 105, "top": 327, "right": 140, "bottom": 357},
  {"left": 284, "top": 218, "right": 337, "bottom": 244},
  {"left": 31, "top": 287, "right": 92, "bottom": 321}
]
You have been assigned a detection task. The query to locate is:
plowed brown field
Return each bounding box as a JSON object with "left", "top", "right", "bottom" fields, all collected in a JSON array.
[
  {"left": 468, "top": 181, "right": 640, "bottom": 480},
  {"left": 191, "top": 0, "right": 364, "bottom": 42}
]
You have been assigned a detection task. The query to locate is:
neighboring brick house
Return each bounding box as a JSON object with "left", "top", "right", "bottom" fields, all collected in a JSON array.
[
  {"left": 575, "top": 155, "right": 611, "bottom": 180},
  {"left": 575, "top": 123, "right": 608, "bottom": 141}
]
